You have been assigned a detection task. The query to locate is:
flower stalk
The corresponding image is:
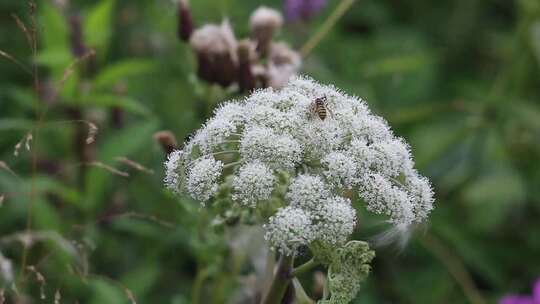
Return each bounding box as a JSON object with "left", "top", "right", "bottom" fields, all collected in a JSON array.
[
  {"left": 300, "top": 0, "right": 356, "bottom": 57},
  {"left": 261, "top": 254, "right": 294, "bottom": 304},
  {"left": 291, "top": 258, "right": 319, "bottom": 277}
]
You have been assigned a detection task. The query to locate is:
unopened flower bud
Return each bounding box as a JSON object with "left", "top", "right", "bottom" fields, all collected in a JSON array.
[
  {"left": 154, "top": 130, "right": 178, "bottom": 155},
  {"left": 265, "top": 42, "right": 301, "bottom": 88},
  {"left": 177, "top": 0, "right": 193, "bottom": 41},
  {"left": 189, "top": 21, "right": 238, "bottom": 87},
  {"left": 237, "top": 39, "right": 257, "bottom": 92},
  {"left": 249, "top": 6, "right": 283, "bottom": 57}
]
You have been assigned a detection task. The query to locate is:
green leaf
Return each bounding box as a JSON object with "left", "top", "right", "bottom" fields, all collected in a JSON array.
[
  {"left": 31, "top": 197, "right": 62, "bottom": 230},
  {"left": 77, "top": 94, "right": 151, "bottom": 116},
  {"left": 463, "top": 171, "right": 526, "bottom": 230},
  {"left": 90, "top": 279, "right": 128, "bottom": 304},
  {"left": 38, "top": 3, "right": 71, "bottom": 75},
  {"left": 409, "top": 121, "right": 471, "bottom": 169},
  {"left": 34, "top": 48, "right": 72, "bottom": 69},
  {"left": 39, "top": 3, "right": 69, "bottom": 51},
  {"left": 121, "top": 263, "right": 160, "bottom": 297},
  {"left": 0, "top": 118, "right": 33, "bottom": 131},
  {"left": 84, "top": 120, "right": 158, "bottom": 210},
  {"left": 435, "top": 222, "right": 505, "bottom": 287},
  {"left": 93, "top": 59, "right": 157, "bottom": 90},
  {"left": 362, "top": 53, "right": 434, "bottom": 78},
  {"left": 84, "top": 0, "right": 116, "bottom": 57}
]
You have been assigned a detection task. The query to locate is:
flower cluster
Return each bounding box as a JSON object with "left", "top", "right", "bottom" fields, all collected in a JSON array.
[
  {"left": 165, "top": 76, "right": 434, "bottom": 256},
  {"left": 177, "top": 1, "right": 301, "bottom": 91}
]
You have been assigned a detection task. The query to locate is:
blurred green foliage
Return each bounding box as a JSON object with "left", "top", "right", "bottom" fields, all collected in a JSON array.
[{"left": 1, "top": 0, "right": 539, "bottom": 303}]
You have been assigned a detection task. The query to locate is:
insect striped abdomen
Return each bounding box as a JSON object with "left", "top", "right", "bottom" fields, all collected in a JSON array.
[{"left": 315, "top": 98, "right": 327, "bottom": 120}]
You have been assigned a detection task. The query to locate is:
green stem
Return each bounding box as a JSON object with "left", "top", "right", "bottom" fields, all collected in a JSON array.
[
  {"left": 291, "top": 258, "right": 319, "bottom": 277},
  {"left": 192, "top": 267, "right": 210, "bottom": 304},
  {"left": 212, "top": 150, "right": 239, "bottom": 157},
  {"left": 260, "top": 255, "right": 294, "bottom": 304},
  {"left": 223, "top": 161, "right": 242, "bottom": 169},
  {"left": 221, "top": 140, "right": 240, "bottom": 144},
  {"left": 292, "top": 278, "right": 316, "bottom": 304},
  {"left": 300, "top": 0, "right": 357, "bottom": 57}
]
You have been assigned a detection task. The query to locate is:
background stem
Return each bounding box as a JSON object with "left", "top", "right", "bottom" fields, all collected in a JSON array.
[{"left": 300, "top": 0, "right": 357, "bottom": 57}]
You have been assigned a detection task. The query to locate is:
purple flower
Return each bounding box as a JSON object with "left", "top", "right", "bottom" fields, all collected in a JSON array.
[
  {"left": 499, "top": 278, "right": 540, "bottom": 304},
  {"left": 284, "top": 0, "right": 327, "bottom": 22},
  {"left": 500, "top": 296, "right": 535, "bottom": 304}
]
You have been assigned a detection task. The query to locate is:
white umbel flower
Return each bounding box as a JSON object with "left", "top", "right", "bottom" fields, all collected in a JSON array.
[
  {"left": 264, "top": 206, "right": 314, "bottom": 255},
  {"left": 193, "top": 117, "right": 238, "bottom": 153},
  {"left": 244, "top": 104, "right": 300, "bottom": 134},
  {"left": 164, "top": 150, "right": 184, "bottom": 193},
  {"left": 186, "top": 156, "right": 224, "bottom": 203},
  {"left": 405, "top": 171, "right": 435, "bottom": 222},
  {"left": 240, "top": 126, "right": 302, "bottom": 170},
  {"left": 322, "top": 151, "right": 358, "bottom": 189},
  {"left": 213, "top": 102, "right": 246, "bottom": 125},
  {"left": 359, "top": 173, "right": 414, "bottom": 225},
  {"left": 232, "top": 161, "right": 275, "bottom": 207},
  {"left": 370, "top": 139, "right": 413, "bottom": 177},
  {"left": 164, "top": 75, "right": 434, "bottom": 251},
  {"left": 312, "top": 197, "right": 357, "bottom": 246},
  {"left": 286, "top": 174, "right": 331, "bottom": 210}
]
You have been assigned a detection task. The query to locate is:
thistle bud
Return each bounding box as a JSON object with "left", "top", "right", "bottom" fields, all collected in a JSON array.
[
  {"left": 249, "top": 7, "right": 283, "bottom": 57},
  {"left": 189, "top": 21, "right": 238, "bottom": 87},
  {"left": 177, "top": 0, "right": 193, "bottom": 41},
  {"left": 154, "top": 131, "right": 178, "bottom": 155},
  {"left": 237, "top": 39, "right": 257, "bottom": 92},
  {"left": 265, "top": 42, "right": 301, "bottom": 88}
]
